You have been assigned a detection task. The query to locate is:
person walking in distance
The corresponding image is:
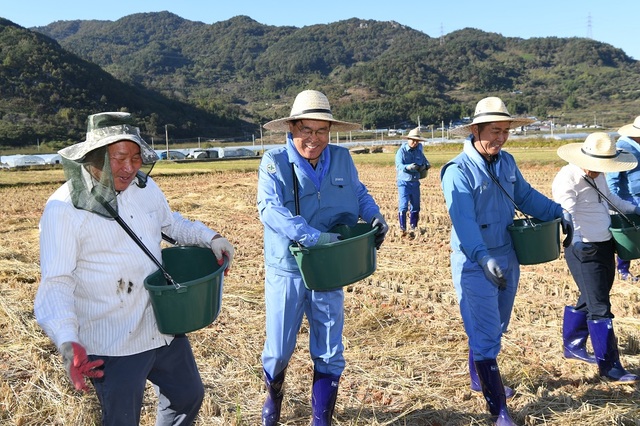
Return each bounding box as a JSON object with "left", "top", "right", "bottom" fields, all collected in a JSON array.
[{"left": 395, "top": 127, "right": 430, "bottom": 237}]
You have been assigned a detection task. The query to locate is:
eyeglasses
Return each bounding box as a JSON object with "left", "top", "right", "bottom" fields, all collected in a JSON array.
[{"left": 295, "top": 123, "right": 330, "bottom": 139}]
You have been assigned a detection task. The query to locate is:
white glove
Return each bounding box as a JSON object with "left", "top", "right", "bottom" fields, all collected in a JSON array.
[
  {"left": 479, "top": 256, "right": 506, "bottom": 290},
  {"left": 316, "top": 232, "right": 343, "bottom": 245},
  {"left": 406, "top": 163, "right": 419, "bottom": 171},
  {"left": 210, "top": 236, "right": 234, "bottom": 273}
]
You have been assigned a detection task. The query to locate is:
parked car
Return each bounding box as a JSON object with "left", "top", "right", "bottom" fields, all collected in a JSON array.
[
  {"left": 188, "top": 149, "right": 219, "bottom": 159},
  {"left": 159, "top": 150, "right": 186, "bottom": 160}
]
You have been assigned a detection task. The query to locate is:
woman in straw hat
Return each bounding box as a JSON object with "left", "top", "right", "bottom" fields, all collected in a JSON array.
[
  {"left": 395, "top": 127, "right": 431, "bottom": 237},
  {"left": 441, "top": 97, "right": 573, "bottom": 425},
  {"left": 257, "top": 90, "right": 388, "bottom": 426},
  {"left": 606, "top": 116, "right": 640, "bottom": 281},
  {"left": 553, "top": 132, "right": 640, "bottom": 383},
  {"left": 35, "top": 112, "right": 235, "bottom": 425}
]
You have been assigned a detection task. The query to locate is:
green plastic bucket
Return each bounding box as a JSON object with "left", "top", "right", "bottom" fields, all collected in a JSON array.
[
  {"left": 507, "top": 217, "right": 561, "bottom": 265},
  {"left": 144, "top": 246, "right": 226, "bottom": 334},
  {"left": 610, "top": 213, "right": 640, "bottom": 260},
  {"left": 289, "top": 223, "right": 377, "bottom": 291}
]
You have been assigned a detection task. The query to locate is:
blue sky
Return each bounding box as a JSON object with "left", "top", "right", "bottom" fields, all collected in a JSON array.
[{"left": 2, "top": 0, "right": 638, "bottom": 60}]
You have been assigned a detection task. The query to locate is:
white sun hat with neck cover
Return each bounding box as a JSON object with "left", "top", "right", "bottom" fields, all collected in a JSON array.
[{"left": 59, "top": 112, "right": 158, "bottom": 164}]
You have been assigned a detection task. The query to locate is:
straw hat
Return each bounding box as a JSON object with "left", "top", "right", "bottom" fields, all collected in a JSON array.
[
  {"left": 263, "top": 90, "right": 360, "bottom": 132},
  {"left": 557, "top": 132, "right": 637, "bottom": 172},
  {"left": 451, "top": 97, "right": 535, "bottom": 135},
  {"left": 617, "top": 116, "right": 640, "bottom": 138},
  {"left": 403, "top": 127, "right": 428, "bottom": 142},
  {"left": 59, "top": 112, "right": 158, "bottom": 164}
]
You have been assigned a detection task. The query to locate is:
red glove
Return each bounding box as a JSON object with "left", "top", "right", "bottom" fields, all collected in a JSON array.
[{"left": 60, "top": 341, "right": 104, "bottom": 392}]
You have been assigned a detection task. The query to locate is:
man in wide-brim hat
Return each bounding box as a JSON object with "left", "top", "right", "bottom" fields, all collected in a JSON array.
[
  {"left": 450, "top": 96, "right": 535, "bottom": 138},
  {"left": 395, "top": 127, "right": 430, "bottom": 236},
  {"left": 553, "top": 132, "right": 640, "bottom": 384},
  {"left": 35, "top": 111, "right": 234, "bottom": 425},
  {"left": 258, "top": 89, "right": 388, "bottom": 426},
  {"left": 440, "top": 96, "right": 573, "bottom": 425},
  {"left": 605, "top": 115, "right": 640, "bottom": 281}
]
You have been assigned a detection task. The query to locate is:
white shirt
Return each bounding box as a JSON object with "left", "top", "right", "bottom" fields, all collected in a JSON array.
[
  {"left": 35, "top": 177, "right": 216, "bottom": 356},
  {"left": 552, "top": 164, "right": 636, "bottom": 243}
]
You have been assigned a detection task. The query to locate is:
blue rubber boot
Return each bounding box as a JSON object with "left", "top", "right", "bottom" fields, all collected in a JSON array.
[
  {"left": 262, "top": 368, "right": 286, "bottom": 426},
  {"left": 409, "top": 211, "right": 419, "bottom": 230},
  {"left": 617, "top": 257, "right": 638, "bottom": 281},
  {"left": 474, "top": 359, "right": 517, "bottom": 426},
  {"left": 562, "top": 306, "right": 596, "bottom": 364},
  {"left": 469, "top": 350, "right": 514, "bottom": 398},
  {"left": 398, "top": 211, "right": 407, "bottom": 233},
  {"left": 588, "top": 319, "right": 638, "bottom": 383},
  {"left": 311, "top": 370, "right": 340, "bottom": 426}
]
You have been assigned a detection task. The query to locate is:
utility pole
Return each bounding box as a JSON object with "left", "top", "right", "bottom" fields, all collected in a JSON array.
[
  {"left": 165, "top": 125, "right": 169, "bottom": 158},
  {"left": 260, "top": 124, "right": 264, "bottom": 154}
]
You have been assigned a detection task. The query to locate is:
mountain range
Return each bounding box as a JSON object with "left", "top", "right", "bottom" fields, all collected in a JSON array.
[{"left": 1, "top": 11, "right": 639, "bottom": 148}]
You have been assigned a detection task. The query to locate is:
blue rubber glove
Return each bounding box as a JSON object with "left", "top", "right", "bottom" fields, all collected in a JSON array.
[
  {"left": 371, "top": 213, "right": 389, "bottom": 249},
  {"left": 560, "top": 210, "right": 574, "bottom": 248},
  {"left": 572, "top": 241, "right": 597, "bottom": 261},
  {"left": 634, "top": 206, "right": 640, "bottom": 216},
  {"left": 317, "top": 232, "right": 342, "bottom": 245},
  {"left": 479, "top": 256, "right": 507, "bottom": 290}
]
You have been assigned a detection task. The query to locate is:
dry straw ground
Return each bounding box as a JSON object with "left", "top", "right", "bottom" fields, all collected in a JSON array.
[{"left": 1, "top": 149, "right": 639, "bottom": 425}]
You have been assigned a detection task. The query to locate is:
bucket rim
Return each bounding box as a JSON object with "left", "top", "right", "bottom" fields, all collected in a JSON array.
[
  {"left": 289, "top": 224, "right": 377, "bottom": 254},
  {"left": 143, "top": 246, "right": 228, "bottom": 290}
]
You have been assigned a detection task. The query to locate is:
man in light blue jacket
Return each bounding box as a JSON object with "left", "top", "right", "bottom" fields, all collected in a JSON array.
[
  {"left": 441, "top": 97, "right": 572, "bottom": 425},
  {"left": 257, "top": 90, "right": 388, "bottom": 426},
  {"left": 606, "top": 115, "right": 640, "bottom": 281},
  {"left": 395, "top": 127, "right": 430, "bottom": 236}
]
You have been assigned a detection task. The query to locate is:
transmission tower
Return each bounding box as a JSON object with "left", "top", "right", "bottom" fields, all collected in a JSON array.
[
  {"left": 440, "top": 23, "right": 444, "bottom": 45},
  {"left": 587, "top": 13, "right": 593, "bottom": 39}
]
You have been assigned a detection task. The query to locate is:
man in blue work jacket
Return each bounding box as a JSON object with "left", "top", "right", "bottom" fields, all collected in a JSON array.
[
  {"left": 257, "top": 90, "right": 388, "bottom": 426},
  {"left": 441, "top": 97, "right": 573, "bottom": 425},
  {"left": 395, "top": 127, "right": 430, "bottom": 237}
]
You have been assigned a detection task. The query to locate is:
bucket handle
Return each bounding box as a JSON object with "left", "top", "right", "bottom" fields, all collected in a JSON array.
[
  {"left": 582, "top": 175, "right": 640, "bottom": 231},
  {"left": 96, "top": 194, "right": 182, "bottom": 289},
  {"left": 486, "top": 166, "right": 537, "bottom": 228}
]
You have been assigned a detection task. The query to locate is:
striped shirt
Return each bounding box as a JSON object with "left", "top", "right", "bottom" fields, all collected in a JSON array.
[{"left": 35, "top": 177, "right": 216, "bottom": 356}]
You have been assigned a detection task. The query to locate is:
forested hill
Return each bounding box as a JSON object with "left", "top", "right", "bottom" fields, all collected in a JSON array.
[
  {"left": 0, "top": 17, "right": 246, "bottom": 148},
  {"left": 1, "top": 11, "right": 639, "bottom": 147}
]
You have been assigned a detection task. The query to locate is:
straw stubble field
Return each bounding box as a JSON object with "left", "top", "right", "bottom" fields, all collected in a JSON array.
[{"left": 1, "top": 153, "right": 639, "bottom": 425}]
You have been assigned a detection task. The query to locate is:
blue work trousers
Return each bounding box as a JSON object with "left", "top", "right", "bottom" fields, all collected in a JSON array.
[
  {"left": 262, "top": 270, "right": 345, "bottom": 379},
  {"left": 451, "top": 250, "right": 519, "bottom": 360},
  {"left": 89, "top": 335, "right": 204, "bottom": 426},
  {"left": 397, "top": 180, "right": 421, "bottom": 213}
]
